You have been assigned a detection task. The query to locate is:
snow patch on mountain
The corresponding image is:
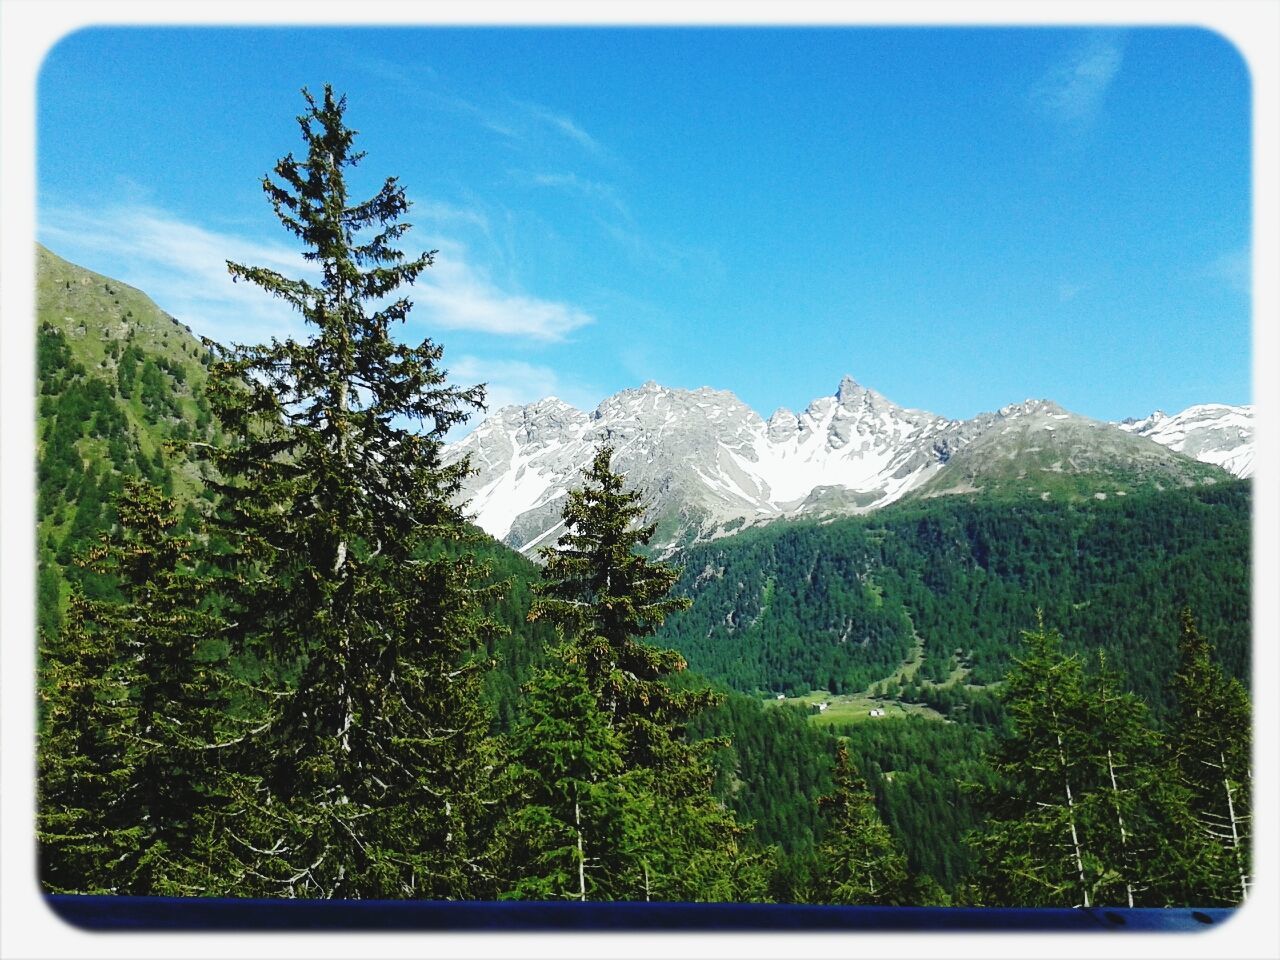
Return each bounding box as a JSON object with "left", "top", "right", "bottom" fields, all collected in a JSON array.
[
  {"left": 444, "top": 379, "right": 1249, "bottom": 555},
  {"left": 1118, "top": 403, "right": 1254, "bottom": 478}
]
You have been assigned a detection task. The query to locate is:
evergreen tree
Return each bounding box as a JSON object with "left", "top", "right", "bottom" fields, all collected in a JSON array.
[
  {"left": 197, "top": 85, "right": 497, "bottom": 899},
  {"left": 528, "top": 446, "right": 769, "bottom": 901},
  {"left": 969, "top": 619, "right": 1097, "bottom": 906},
  {"left": 101, "top": 483, "right": 233, "bottom": 894},
  {"left": 970, "top": 617, "right": 1222, "bottom": 907},
  {"left": 1171, "top": 609, "right": 1252, "bottom": 904},
  {"left": 814, "top": 743, "right": 909, "bottom": 905},
  {"left": 496, "top": 653, "right": 649, "bottom": 900},
  {"left": 37, "top": 580, "right": 138, "bottom": 894},
  {"left": 529, "top": 446, "right": 697, "bottom": 732},
  {"left": 37, "top": 481, "right": 230, "bottom": 894},
  {"left": 1078, "top": 650, "right": 1217, "bottom": 907}
]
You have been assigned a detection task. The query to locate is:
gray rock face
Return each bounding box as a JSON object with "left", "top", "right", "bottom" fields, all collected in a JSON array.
[
  {"left": 444, "top": 379, "right": 1248, "bottom": 556},
  {"left": 1118, "top": 403, "right": 1254, "bottom": 478}
]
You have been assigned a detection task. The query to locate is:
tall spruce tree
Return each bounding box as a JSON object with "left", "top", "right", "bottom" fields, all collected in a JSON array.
[
  {"left": 197, "top": 86, "right": 498, "bottom": 899},
  {"left": 1079, "top": 651, "right": 1217, "bottom": 907},
  {"left": 528, "top": 446, "right": 769, "bottom": 901},
  {"left": 38, "top": 569, "right": 138, "bottom": 895},
  {"left": 496, "top": 653, "right": 649, "bottom": 900},
  {"left": 1171, "top": 609, "right": 1252, "bottom": 905},
  {"left": 969, "top": 619, "right": 1096, "bottom": 907},
  {"left": 814, "top": 743, "right": 909, "bottom": 905}
]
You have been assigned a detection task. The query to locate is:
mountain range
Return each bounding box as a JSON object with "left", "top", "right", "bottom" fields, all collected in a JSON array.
[
  {"left": 31, "top": 239, "right": 1253, "bottom": 565},
  {"left": 443, "top": 377, "right": 1252, "bottom": 555}
]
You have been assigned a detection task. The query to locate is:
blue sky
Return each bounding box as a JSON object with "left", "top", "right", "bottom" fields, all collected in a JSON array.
[{"left": 36, "top": 26, "right": 1251, "bottom": 431}]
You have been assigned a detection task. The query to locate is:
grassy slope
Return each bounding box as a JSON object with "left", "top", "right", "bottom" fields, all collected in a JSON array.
[
  {"left": 36, "top": 242, "right": 216, "bottom": 498},
  {"left": 908, "top": 409, "right": 1228, "bottom": 504}
]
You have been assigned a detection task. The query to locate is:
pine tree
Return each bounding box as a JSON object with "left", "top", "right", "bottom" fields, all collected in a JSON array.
[
  {"left": 528, "top": 446, "right": 768, "bottom": 901},
  {"left": 814, "top": 743, "right": 909, "bottom": 905},
  {"left": 529, "top": 446, "right": 697, "bottom": 730},
  {"left": 197, "top": 85, "right": 498, "bottom": 899},
  {"left": 37, "top": 582, "right": 138, "bottom": 894},
  {"left": 1171, "top": 608, "right": 1252, "bottom": 905},
  {"left": 970, "top": 617, "right": 1223, "bottom": 908},
  {"left": 1079, "top": 650, "right": 1216, "bottom": 907},
  {"left": 969, "top": 619, "right": 1100, "bottom": 907},
  {"left": 496, "top": 653, "right": 649, "bottom": 900},
  {"left": 37, "top": 481, "right": 230, "bottom": 895}
]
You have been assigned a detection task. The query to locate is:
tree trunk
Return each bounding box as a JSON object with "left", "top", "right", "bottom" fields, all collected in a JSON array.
[
  {"left": 1106, "top": 747, "right": 1134, "bottom": 908},
  {"left": 1057, "top": 729, "right": 1089, "bottom": 908},
  {"left": 575, "top": 798, "right": 586, "bottom": 902},
  {"left": 1221, "top": 752, "right": 1247, "bottom": 901}
]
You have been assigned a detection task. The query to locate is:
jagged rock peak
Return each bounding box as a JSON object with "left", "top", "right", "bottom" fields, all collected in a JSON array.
[
  {"left": 489, "top": 395, "right": 582, "bottom": 419},
  {"left": 996, "top": 398, "right": 1068, "bottom": 419},
  {"left": 766, "top": 407, "right": 800, "bottom": 443},
  {"left": 834, "top": 373, "right": 893, "bottom": 407}
]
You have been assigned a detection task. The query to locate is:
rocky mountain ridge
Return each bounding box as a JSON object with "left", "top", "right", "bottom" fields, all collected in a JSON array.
[
  {"left": 1118, "top": 403, "right": 1254, "bottom": 478},
  {"left": 444, "top": 378, "right": 1249, "bottom": 555}
]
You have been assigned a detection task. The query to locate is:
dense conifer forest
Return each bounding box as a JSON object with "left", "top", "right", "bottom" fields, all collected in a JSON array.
[
  {"left": 659, "top": 485, "right": 1250, "bottom": 718},
  {"left": 35, "top": 87, "right": 1252, "bottom": 908}
]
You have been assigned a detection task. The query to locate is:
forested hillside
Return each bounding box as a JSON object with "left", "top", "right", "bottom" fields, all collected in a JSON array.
[
  {"left": 659, "top": 485, "right": 1250, "bottom": 718},
  {"left": 35, "top": 245, "right": 221, "bottom": 637},
  {"left": 34, "top": 243, "right": 557, "bottom": 732}
]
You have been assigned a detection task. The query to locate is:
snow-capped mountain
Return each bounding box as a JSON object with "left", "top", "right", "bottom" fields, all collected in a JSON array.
[
  {"left": 444, "top": 377, "right": 1245, "bottom": 555},
  {"left": 1118, "top": 404, "right": 1254, "bottom": 478},
  {"left": 445, "top": 376, "right": 951, "bottom": 553}
]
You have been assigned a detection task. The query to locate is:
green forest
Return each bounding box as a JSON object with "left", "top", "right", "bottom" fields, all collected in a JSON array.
[
  {"left": 659, "top": 483, "right": 1250, "bottom": 716},
  {"left": 36, "top": 87, "right": 1252, "bottom": 908}
]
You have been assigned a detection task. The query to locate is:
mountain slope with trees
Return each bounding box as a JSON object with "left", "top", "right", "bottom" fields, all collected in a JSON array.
[
  {"left": 657, "top": 483, "right": 1249, "bottom": 718},
  {"left": 36, "top": 244, "right": 221, "bottom": 637}
]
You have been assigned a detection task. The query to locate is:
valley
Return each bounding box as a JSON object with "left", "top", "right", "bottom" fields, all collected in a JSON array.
[{"left": 775, "top": 621, "right": 982, "bottom": 727}]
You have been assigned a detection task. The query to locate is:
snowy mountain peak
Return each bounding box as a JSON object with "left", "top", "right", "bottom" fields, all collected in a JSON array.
[
  {"left": 835, "top": 373, "right": 872, "bottom": 404},
  {"left": 443, "top": 378, "right": 1249, "bottom": 555},
  {"left": 1118, "top": 402, "right": 1254, "bottom": 478}
]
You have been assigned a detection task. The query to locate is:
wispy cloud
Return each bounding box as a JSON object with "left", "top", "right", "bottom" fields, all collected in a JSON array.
[
  {"left": 40, "top": 203, "right": 313, "bottom": 345},
  {"left": 1058, "top": 280, "right": 1087, "bottom": 303},
  {"left": 1031, "top": 31, "right": 1128, "bottom": 132},
  {"left": 515, "top": 100, "right": 605, "bottom": 156},
  {"left": 415, "top": 237, "right": 594, "bottom": 341},
  {"left": 41, "top": 202, "right": 594, "bottom": 346},
  {"left": 512, "top": 169, "right": 722, "bottom": 280},
  {"left": 412, "top": 197, "right": 493, "bottom": 235},
  {"left": 1205, "top": 246, "right": 1251, "bottom": 295},
  {"left": 520, "top": 171, "right": 631, "bottom": 220},
  {"left": 343, "top": 48, "right": 606, "bottom": 160},
  {"left": 449, "top": 355, "right": 597, "bottom": 414}
]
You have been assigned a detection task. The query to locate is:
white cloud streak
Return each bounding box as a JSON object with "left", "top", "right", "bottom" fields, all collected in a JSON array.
[
  {"left": 40, "top": 203, "right": 313, "bottom": 345},
  {"left": 523, "top": 171, "right": 631, "bottom": 220},
  {"left": 40, "top": 202, "right": 594, "bottom": 345},
  {"left": 415, "top": 237, "right": 594, "bottom": 341},
  {"left": 1058, "top": 281, "right": 1087, "bottom": 303},
  {"left": 1206, "top": 246, "right": 1251, "bottom": 295},
  {"left": 521, "top": 102, "right": 605, "bottom": 155},
  {"left": 1031, "top": 32, "right": 1127, "bottom": 132}
]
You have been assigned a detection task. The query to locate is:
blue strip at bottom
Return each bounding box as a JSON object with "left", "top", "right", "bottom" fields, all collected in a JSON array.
[{"left": 44, "top": 895, "right": 1234, "bottom": 932}]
